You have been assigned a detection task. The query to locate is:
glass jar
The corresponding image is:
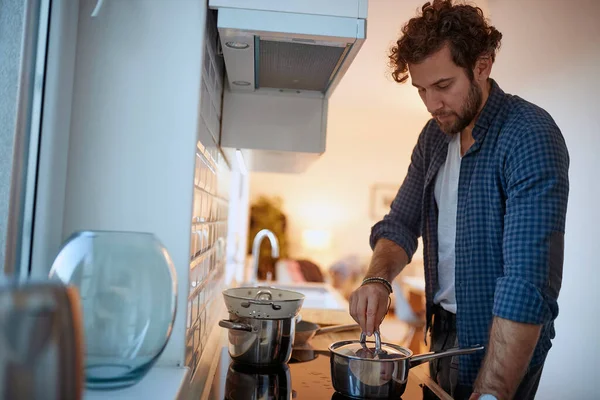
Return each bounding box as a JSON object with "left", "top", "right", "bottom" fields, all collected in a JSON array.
[{"left": 49, "top": 231, "right": 177, "bottom": 390}]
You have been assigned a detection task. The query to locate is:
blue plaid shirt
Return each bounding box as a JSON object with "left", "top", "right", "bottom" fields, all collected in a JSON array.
[{"left": 370, "top": 80, "right": 569, "bottom": 385}]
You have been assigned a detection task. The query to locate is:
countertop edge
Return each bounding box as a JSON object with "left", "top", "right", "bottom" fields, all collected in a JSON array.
[{"left": 83, "top": 366, "right": 190, "bottom": 400}]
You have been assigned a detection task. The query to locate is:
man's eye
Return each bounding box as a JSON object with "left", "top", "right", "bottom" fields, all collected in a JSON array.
[{"left": 437, "top": 84, "right": 450, "bottom": 90}]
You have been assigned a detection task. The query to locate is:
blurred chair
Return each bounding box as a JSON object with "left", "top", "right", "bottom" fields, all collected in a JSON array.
[
  {"left": 296, "top": 259, "right": 325, "bottom": 282},
  {"left": 275, "top": 258, "right": 325, "bottom": 284},
  {"left": 274, "top": 259, "right": 305, "bottom": 284}
]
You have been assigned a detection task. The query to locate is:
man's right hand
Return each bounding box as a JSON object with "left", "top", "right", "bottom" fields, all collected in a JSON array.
[{"left": 349, "top": 282, "right": 391, "bottom": 336}]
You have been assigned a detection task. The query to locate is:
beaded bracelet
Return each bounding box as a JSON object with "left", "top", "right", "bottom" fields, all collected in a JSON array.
[{"left": 361, "top": 277, "right": 393, "bottom": 294}]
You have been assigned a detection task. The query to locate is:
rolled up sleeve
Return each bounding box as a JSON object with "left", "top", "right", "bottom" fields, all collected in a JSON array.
[
  {"left": 493, "top": 122, "right": 570, "bottom": 325},
  {"left": 370, "top": 125, "right": 429, "bottom": 262}
]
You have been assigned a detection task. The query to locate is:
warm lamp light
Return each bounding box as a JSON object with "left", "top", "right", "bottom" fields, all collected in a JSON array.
[{"left": 301, "top": 229, "right": 332, "bottom": 250}]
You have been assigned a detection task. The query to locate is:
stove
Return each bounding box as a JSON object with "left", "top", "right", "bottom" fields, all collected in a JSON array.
[{"left": 207, "top": 347, "right": 444, "bottom": 399}]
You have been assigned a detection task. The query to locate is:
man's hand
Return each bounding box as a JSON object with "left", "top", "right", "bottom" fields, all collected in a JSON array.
[
  {"left": 470, "top": 317, "right": 542, "bottom": 400},
  {"left": 349, "top": 283, "right": 390, "bottom": 335},
  {"left": 349, "top": 238, "right": 409, "bottom": 336}
]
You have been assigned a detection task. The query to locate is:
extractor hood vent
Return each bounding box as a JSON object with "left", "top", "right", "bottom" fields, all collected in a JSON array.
[
  {"left": 209, "top": 0, "right": 367, "bottom": 98},
  {"left": 257, "top": 40, "right": 351, "bottom": 92}
]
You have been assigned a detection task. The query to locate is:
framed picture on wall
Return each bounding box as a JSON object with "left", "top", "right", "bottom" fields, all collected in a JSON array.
[{"left": 369, "top": 184, "right": 399, "bottom": 221}]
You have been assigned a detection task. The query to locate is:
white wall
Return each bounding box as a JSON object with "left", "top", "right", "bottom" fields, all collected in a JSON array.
[
  {"left": 225, "top": 167, "right": 250, "bottom": 285},
  {"left": 488, "top": 1, "right": 600, "bottom": 398},
  {"left": 61, "top": 0, "right": 206, "bottom": 367}
]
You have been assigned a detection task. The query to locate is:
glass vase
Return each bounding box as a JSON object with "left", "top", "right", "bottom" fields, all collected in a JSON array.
[{"left": 49, "top": 231, "right": 177, "bottom": 390}]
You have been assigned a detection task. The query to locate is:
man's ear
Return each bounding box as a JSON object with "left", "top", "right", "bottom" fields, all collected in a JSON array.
[{"left": 474, "top": 54, "right": 493, "bottom": 82}]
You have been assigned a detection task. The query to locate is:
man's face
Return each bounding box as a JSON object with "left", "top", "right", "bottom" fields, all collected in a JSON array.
[{"left": 408, "top": 44, "right": 482, "bottom": 135}]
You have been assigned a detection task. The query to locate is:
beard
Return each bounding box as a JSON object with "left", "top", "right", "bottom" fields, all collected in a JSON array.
[{"left": 433, "top": 81, "right": 483, "bottom": 135}]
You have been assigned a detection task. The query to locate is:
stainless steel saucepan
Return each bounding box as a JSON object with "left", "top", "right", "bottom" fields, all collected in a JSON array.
[
  {"left": 219, "top": 286, "right": 305, "bottom": 366},
  {"left": 328, "top": 331, "right": 484, "bottom": 399},
  {"left": 218, "top": 315, "right": 297, "bottom": 366}
]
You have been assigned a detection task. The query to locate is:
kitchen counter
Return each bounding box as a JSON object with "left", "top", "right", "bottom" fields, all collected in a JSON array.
[{"left": 203, "top": 310, "right": 452, "bottom": 400}]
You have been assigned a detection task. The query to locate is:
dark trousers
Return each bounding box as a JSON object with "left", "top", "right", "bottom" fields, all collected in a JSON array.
[{"left": 428, "top": 306, "right": 544, "bottom": 400}]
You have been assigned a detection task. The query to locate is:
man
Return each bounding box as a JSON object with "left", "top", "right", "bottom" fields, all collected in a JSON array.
[{"left": 349, "top": 1, "right": 569, "bottom": 400}]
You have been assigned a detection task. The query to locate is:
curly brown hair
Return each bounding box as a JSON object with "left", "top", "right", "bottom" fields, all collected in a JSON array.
[{"left": 389, "top": 0, "right": 502, "bottom": 83}]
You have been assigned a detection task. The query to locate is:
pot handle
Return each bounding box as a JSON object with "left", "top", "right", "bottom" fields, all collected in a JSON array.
[
  {"left": 409, "top": 344, "right": 485, "bottom": 368},
  {"left": 357, "top": 299, "right": 390, "bottom": 354},
  {"left": 254, "top": 289, "right": 273, "bottom": 300},
  {"left": 218, "top": 319, "right": 254, "bottom": 332},
  {"left": 240, "top": 299, "right": 282, "bottom": 310},
  {"left": 359, "top": 331, "right": 384, "bottom": 354}
]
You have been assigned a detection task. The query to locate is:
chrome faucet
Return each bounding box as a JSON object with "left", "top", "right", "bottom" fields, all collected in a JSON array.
[{"left": 250, "top": 229, "right": 279, "bottom": 283}]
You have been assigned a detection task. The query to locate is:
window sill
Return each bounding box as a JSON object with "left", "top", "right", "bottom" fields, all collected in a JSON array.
[{"left": 84, "top": 366, "right": 190, "bottom": 400}]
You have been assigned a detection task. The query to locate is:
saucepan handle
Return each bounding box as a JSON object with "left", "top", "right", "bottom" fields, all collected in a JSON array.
[
  {"left": 409, "top": 344, "right": 485, "bottom": 368},
  {"left": 316, "top": 323, "right": 360, "bottom": 335},
  {"left": 218, "top": 319, "right": 254, "bottom": 332}
]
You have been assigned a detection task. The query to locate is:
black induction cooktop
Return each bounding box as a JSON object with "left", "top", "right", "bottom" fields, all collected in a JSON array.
[{"left": 207, "top": 347, "right": 443, "bottom": 399}]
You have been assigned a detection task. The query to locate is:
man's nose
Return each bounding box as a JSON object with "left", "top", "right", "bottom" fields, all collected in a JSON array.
[{"left": 424, "top": 92, "right": 443, "bottom": 114}]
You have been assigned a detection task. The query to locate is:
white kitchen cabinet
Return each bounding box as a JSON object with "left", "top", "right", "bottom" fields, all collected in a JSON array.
[
  {"left": 221, "top": 89, "right": 326, "bottom": 153},
  {"left": 220, "top": 88, "right": 328, "bottom": 173},
  {"left": 209, "top": 0, "right": 368, "bottom": 18}
]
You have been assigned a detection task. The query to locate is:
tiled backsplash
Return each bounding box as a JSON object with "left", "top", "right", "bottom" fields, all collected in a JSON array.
[
  {"left": 186, "top": 143, "right": 229, "bottom": 373},
  {"left": 185, "top": 9, "right": 228, "bottom": 375}
]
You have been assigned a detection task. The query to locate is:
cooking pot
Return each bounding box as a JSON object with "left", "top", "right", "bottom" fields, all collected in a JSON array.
[
  {"left": 329, "top": 331, "right": 484, "bottom": 399},
  {"left": 219, "top": 314, "right": 298, "bottom": 366},
  {"left": 219, "top": 286, "right": 305, "bottom": 366}
]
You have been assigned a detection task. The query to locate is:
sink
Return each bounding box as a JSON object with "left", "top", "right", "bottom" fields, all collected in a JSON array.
[
  {"left": 241, "top": 282, "right": 348, "bottom": 311},
  {"left": 273, "top": 283, "right": 348, "bottom": 310}
]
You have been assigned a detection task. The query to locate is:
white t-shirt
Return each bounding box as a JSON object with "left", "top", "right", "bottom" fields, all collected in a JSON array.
[{"left": 433, "top": 133, "right": 462, "bottom": 314}]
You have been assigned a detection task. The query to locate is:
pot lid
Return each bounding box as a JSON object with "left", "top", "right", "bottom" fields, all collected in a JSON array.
[
  {"left": 329, "top": 332, "right": 411, "bottom": 361},
  {"left": 222, "top": 286, "right": 305, "bottom": 319},
  {"left": 223, "top": 286, "right": 305, "bottom": 302}
]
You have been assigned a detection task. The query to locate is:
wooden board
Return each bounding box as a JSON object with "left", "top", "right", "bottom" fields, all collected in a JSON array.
[
  {"left": 411, "top": 363, "right": 453, "bottom": 400},
  {"left": 298, "top": 326, "right": 362, "bottom": 351},
  {"left": 299, "top": 308, "right": 355, "bottom": 327}
]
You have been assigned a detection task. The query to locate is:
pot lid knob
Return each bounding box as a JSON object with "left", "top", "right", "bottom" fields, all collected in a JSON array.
[{"left": 254, "top": 290, "right": 273, "bottom": 301}]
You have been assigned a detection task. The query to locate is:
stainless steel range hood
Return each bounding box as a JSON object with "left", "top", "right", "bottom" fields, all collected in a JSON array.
[
  {"left": 209, "top": 0, "right": 367, "bottom": 97},
  {"left": 210, "top": 0, "right": 368, "bottom": 173}
]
